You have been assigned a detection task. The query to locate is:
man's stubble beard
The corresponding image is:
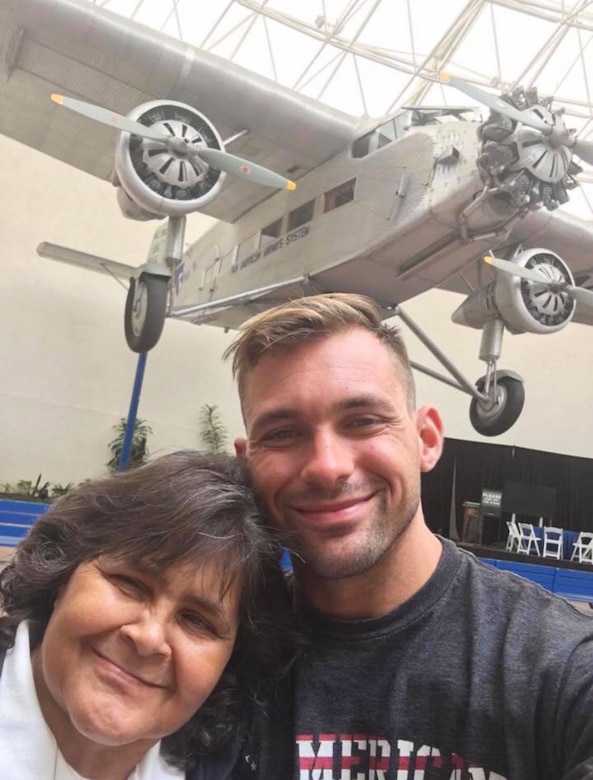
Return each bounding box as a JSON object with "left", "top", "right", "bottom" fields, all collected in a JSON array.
[{"left": 280, "top": 484, "right": 421, "bottom": 581}]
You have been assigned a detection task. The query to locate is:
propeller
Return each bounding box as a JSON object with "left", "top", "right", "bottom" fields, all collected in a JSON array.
[
  {"left": 572, "top": 139, "right": 593, "bottom": 166},
  {"left": 438, "top": 73, "right": 550, "bottom": 132},
  {"left": 52, "top": 94, "right": 168, "bottom": 140},
  {"left": 196, "top": 147, "right": 297, "bottom": 190},
  {"left": 51, "top": 94, "right": 297, "bottom": 191},
  {"left": 438, "top": 73, "right": 593, "bottom": 166},
  {"left": 484, "top": 254, "right": 593, "bottom": 306}
]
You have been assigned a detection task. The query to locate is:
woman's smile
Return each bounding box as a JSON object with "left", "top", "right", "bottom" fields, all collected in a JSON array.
[{"left": 91, "top": 647, "right": 170, "bottom": 690}]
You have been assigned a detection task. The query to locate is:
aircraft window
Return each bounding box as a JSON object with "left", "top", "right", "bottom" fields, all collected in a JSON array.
[
  {"left": 288, "top": 200, "right": 315, "bottom": 231},
  {"left": 236, "top": 234, "right": 259, "bottom": 264},
  {"left": 352, "top": 130, "right": 373, "bottom": 158},
  {"left": 324, "top": 179, "right": 356, "bottom": 213},
  {"left": 352, "top": 119, "right": 398, "bottom": 158},
  {"left": 377, "top": 119, "right": 396, "bottom": 148},
  {"left": 394, "top": 112, "right": 413, "bottom": 135},
  {"left": 260, "top": 218, "right": 283, "bottom": 248},
  {"left": 221, "top": 248, "right": 236, "bottom": 271}
]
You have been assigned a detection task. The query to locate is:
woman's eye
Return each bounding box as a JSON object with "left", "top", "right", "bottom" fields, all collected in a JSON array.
[
  {"left": 110, "top": 574, "right": 145, "bottom": 596},
  {"left": 181, "top": 611, "right": 216, "bottom": 635}
]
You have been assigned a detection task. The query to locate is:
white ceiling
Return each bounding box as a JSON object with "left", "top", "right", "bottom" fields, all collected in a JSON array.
[{"left": 90, "top": 0, "right": 593, "bottom": 216}]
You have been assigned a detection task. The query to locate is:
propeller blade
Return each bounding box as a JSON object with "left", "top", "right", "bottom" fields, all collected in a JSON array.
[
  {"left": 198, "top": 147, "right": 296, "bottom": 190},
  {"left": 573, "top": 139, "right": 593, "bottom": 166},
  {"left": 484, "top": 255, "right": 551, "bottom": 285},
  {"left": 51, "top": 94, "right": 167, "bottom": 142},
  {"left": 438, "top": 73, "right": 550, "bottom": 133},
  {"left": 568, "top": 285, "right": 593, "bottom": 307}
]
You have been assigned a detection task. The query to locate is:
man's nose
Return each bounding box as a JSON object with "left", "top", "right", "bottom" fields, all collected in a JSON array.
[
  {"left": 120, "top": 608, "right": 172, "bottom": 658},
  {"left": 300, "top": 430, "right": 354, "bottom": 487}
]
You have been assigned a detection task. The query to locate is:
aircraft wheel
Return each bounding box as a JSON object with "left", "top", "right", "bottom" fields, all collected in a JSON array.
[
  {"left": 124, "top": 273, "right": 168, "bottom": 353},
  {"left": 469, "top": 373, "right": 525, "bottom": 437}
]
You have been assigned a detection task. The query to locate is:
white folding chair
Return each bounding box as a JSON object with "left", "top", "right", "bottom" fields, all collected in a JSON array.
[
  {"left": 570, "top": 532, "right": 593, "bottom": 564},
  {"left": 516, "top": 522, "right": 541, "bottom": 556},
  {"left": 505, "top": 519, "right": 520, "bottom": 552},
  {"left": 542, "top": 526, "right": 564, "bottom": 560}
]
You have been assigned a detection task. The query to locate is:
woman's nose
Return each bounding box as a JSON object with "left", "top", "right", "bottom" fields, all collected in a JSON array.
[
  {"left": 300, "top": 430, "right": 354, "bottom": 487},
  {"left": 120, "top": 609, "right": 171, "bottom": 658}
]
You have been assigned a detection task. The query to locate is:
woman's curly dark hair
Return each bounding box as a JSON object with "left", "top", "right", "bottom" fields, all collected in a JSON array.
[{"left": 0, "top": 450, "right": 298, "bottom": 770}]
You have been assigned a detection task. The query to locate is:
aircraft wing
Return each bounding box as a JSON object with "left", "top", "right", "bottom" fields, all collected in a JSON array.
[
  {"left": 1, "top": 0, "right": 361, "bottom": 223},
  {"left": 36, "top": 238, "right": 313, "bottom": 327},
  {"left": 170, "top": 275, "right": 312, "bottom": 330},
  {"left": 37, "top": 242, "right": 138, "bottom": 279}
]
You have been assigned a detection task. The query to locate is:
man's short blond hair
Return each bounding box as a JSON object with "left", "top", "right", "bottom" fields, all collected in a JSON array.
[{"left": 223, "top": 293, "right": 416, "bottom": 409}]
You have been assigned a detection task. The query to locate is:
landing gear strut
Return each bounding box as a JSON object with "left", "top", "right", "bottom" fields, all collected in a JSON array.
[
  {"left": 469, "top": 319, "right": 524, "bottom": 436},
  {"left": 391, "top": 307, "right": 525, "bottom": 437},
  {"left": 470, "top": 371, "right": 525, "bottom": 436}
]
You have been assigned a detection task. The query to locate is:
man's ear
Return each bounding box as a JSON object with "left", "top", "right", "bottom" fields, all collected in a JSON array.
[
  {"left": 234, "top": 437, "right": 247, "bottom": 457},
  {"left": 416, "top": 405, "right": 444, "bottom": 473}
]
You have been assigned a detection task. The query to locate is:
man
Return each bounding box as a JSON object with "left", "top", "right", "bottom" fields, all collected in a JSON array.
[{"left": 224, "top": 292, "right": 593, "bottom": 780}]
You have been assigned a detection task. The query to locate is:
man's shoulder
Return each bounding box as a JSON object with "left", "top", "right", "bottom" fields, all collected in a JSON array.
[
  {"left": 450, "top": 540, "right": 593, "bottom": 639},
  {"left": 185, "top": 746, "right": 243, "bottom": 780}
]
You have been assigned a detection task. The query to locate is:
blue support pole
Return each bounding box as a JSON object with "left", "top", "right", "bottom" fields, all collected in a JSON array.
[{"left": 118, "top": 351, "right": 148, "bottom": 472}]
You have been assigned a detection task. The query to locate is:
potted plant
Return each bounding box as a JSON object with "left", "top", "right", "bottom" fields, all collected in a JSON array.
[
  {"left": 199, "top": 404, "right": 229, "bottom": 454},
  {"left": 107, "top": 417, "right": 153, "bottom": 472}
]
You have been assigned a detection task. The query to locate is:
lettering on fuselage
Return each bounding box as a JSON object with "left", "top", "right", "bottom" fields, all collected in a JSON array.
[
  {"left": 231, "top": 223, "right": 310, "bottom": 274},
  {"left": 263, "top": 237, "right": 284, "bottom": 257}
]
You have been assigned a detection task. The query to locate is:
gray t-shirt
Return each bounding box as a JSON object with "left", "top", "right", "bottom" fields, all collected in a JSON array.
[{"left": 239, "top": 538, "right": 593, "bottom": 779}]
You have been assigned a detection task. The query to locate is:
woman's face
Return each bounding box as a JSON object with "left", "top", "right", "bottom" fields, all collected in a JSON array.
[{"left": 31, "top": 554, "right": 242, "bottom": 750}]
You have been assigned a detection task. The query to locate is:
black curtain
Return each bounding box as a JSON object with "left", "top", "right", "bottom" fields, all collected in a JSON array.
[
  {"left": 510, "top": 446, "right": 593, "bottom": 532},
  {"left": 449, "top": 438, "right": 514, "bottom": 544},
  {"left": 422, "top": 438, "right": 593, "bottom": 543}
]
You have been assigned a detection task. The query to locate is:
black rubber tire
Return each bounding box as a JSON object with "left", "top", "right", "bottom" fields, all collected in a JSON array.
[
  {"left": 124, "top": 274, "right": 168, "bottom": 353},
  {"left": 469, "top": 374, "right": 525, "bottom": 436}
]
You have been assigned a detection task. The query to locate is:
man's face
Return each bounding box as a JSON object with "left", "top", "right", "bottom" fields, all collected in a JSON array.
[{"left": 236, "top": 327, "right": 442, "bottom": 580}]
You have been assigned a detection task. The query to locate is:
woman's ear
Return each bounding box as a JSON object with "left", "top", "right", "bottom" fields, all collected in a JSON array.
[
  {"left": 234, "top": 437, "right": 247, "bottom": 457},
  {"left": 416, "top": 405, "right": 444, "bottom": 473}
]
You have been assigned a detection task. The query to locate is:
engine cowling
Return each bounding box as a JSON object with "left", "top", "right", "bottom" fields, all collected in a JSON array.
[
  {"left": 452, "top": 248, "right": 576, "bottom": 334},
  {"left": 113, "top": 100, "right": 227, "bottom": 220},
  {"left": 477, "top": 87, "right": 581, "bottom": 212}
]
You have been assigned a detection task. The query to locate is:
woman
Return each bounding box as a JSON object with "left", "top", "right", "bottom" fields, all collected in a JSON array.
[{"left": 0, "top": 451, "right": 295, "bottom": 780}]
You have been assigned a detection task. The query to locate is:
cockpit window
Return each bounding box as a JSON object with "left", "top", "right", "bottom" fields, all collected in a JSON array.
[
  {"left": 352, "top": 111, "right": 412, "bottom": 157},
  {"left": 352, "top": 118, "right": 399, "bottom": 158}
]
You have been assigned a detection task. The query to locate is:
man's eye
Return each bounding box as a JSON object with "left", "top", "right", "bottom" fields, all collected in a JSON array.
[
  {"left": 268, "top": 429, "right": 296, "bottom": 439},
  {"left": 348, "top": 416, "right": 381, "bottom": 428},
  {"left": 260, "top": 428, "right": 300, "bottom": 444}
]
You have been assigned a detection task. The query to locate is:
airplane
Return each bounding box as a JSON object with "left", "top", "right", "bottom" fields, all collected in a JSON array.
[{"left": 5, "top": 0, "right": 593, "bottom": 438}]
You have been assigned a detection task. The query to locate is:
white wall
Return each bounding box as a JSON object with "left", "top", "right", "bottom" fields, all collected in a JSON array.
[
  {"left": 0, "top": 134, "right": 243, "bottom": 485},
  {"left": 2, "top": 132, "right": 593, "bottom": 488}
]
